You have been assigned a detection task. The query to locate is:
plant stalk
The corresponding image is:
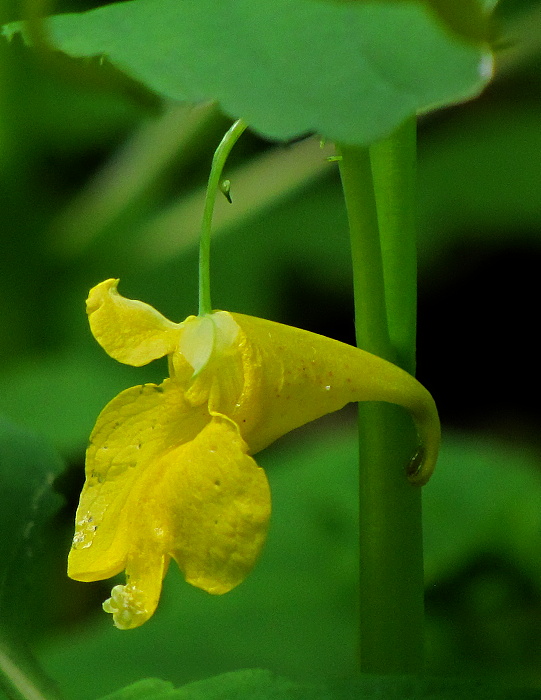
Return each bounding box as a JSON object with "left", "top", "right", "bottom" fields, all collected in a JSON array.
[
  {"left": 335, "top": 146, "right": 391, "bottom": 362},
  {"left": 337, "top": 128, "right": 424, "bottom": 674},
  {"left": 370, "top": 116, "right": 417, "bottom": 375},
  {"left": 198, "top": 118, "right": 247, "bottom": 315}
]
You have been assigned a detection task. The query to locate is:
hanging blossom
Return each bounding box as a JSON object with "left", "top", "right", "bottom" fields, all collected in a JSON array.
[{"left": 69, "top": 279, "right": 440, "bottom": 630}]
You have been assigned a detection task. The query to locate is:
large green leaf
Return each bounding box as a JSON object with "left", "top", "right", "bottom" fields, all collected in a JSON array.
[{"left": 5, "top": 0, "right": 494, "bottom": 145}]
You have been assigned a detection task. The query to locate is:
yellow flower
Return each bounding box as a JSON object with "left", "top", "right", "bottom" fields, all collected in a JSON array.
[{"left": 69, "top": 278, "right": 440, "bottom": 629}]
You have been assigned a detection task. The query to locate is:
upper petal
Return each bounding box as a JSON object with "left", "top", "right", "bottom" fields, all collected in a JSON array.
[
  {"left": 68, "top": 379, "right": 210, "bottom": 582},
  {"left": 87, "top": 279, "right": 182, "bottom": 366},
  {"left": 229, "top": 313, "right": 440, "bottom": 484}
]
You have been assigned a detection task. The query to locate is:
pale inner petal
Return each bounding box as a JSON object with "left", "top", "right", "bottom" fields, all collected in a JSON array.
[{"left": 179, "top": 316, "right": 215, "bottom": 375}]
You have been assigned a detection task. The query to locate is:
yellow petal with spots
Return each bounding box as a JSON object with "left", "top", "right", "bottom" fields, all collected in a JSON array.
[
  {"left": 79, "top": 416, "right": 269, "bottom": 629},
  {"left": 87, "top": 279, "right": 182, "bottom": 367},
  {"left": 163, "top": 417, "right": 270, "bottom": 595},
  {"left": 68, "top": 379, "right": 209, "bottom": 582},
  {"left": 228, "top": 313, "right": 439, "bottom": 484}
]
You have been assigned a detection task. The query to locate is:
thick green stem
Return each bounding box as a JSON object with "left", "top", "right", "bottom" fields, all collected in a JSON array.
[
  {"left": 335, "top": 146, "right": 391, "bottom": 361},
  {"left": 198, "top": 119, "right": 247, "bottom": 315},
  {"left": 370, "top": 117, "right": 417, "bottom": 375},
  {"left": 337, "top": 131, "right": 424, "bottom": 675},
  {"left": 355, "top": 403, "right": 424, "bottom": 673}
]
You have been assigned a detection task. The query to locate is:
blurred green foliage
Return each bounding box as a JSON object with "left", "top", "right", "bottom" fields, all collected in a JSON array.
[
  {"left": 2, "top": 0, "right": 541, "bottom": 697},
  {"left": 91, "top": 668, "right": 538, "bottom": 700},
  {"left": 0, "top": 418, "right": 65, "bottom": 637}
]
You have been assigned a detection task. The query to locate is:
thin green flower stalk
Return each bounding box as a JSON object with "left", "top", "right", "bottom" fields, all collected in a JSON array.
[{"left": 198, "top": 118, "right": 248, "bottom": 315}]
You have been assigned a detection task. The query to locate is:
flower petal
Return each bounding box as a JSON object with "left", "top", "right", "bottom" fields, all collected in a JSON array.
[
  {"left": 230, "top": 313, "right": 440, "bottom": 484},
  {"left": 91, "top": 414, "right": 270, "bottom": 629},
  {"left": 102, "top": 549, "right": 170, "bottom": 630},
  {"left": 68, "top": 379, "right": 209, "bottom": 582},
  {"left": 87, "top": 279, "right": 182, "bottom": 366},
  {"left": 159, "top": 416, "right": 271, "bottom": 594}
]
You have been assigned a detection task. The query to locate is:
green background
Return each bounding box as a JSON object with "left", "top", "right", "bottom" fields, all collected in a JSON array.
[{"left": 1, "top": 0, "right": 541, "bottom": 697}]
